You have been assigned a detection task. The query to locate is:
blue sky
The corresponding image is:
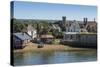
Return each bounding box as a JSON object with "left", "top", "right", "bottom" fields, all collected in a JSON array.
[{"left": 13, "top": 1, "right": 97, "bottom": 21}]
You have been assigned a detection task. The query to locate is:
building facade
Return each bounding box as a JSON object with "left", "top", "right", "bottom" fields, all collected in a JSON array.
[
  {"left": 13, "top": 33, "right": 32, "bottom": 49},
  {"left": 27, "top": 24, "right": 37, "bottom": 39}
]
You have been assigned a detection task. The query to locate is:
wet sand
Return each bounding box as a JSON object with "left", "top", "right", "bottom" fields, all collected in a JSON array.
[{"left": 14, "top": 42, "right": 96, "bottom": 53}]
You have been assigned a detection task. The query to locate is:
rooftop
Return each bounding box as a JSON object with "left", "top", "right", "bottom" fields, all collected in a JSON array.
[
  {"left": 41, "top": 35, "right": 54, "bottom": 38},
  {"left": 13, "top": 33, "right": 32, "bottom": 40},
  {"left": 64, "top": 32, "right": 97, "bottom": 34}
]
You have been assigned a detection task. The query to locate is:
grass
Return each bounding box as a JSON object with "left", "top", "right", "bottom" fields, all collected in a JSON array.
[{"left": 52, "top": 39, "right": 60, "bottom": 45}]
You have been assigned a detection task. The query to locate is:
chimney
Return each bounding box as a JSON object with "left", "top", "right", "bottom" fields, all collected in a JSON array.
[
  {"left": 83, "top": 18, "right": 88, "bottom": 25},
  {"left": 83, "top": 18, "right": 85, "bottom": 25},
  {"left": 94, "top": 18, "right": 96, "bottom": 22},
  {"left": 85, "top": 18, "right": 88, "bottom": 23}
]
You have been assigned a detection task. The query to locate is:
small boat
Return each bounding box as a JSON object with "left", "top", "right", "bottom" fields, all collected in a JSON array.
[{"left": 37, "top": 38, "right": 44, "bottom": 48}]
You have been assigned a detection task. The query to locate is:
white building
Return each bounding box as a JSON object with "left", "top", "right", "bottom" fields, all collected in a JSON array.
[
  {"left": 62, "top": 20, "right": 96, "bottom": 48},
  {"left": 27, "top": 24, "right": 37, "bottom": 39},
  {"left": 66, "top": 20, "right": 82, "bottom": 32},
  {"left": 69, "top": 21, "right": 80, "bottom": 32},
  {"left": 63, "top": 20, "right": 89, "bottom": 41}
]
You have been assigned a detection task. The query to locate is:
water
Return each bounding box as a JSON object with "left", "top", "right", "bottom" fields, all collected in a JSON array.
[{"left": 14, "top": 50, "right": 97, "bottom": 66}]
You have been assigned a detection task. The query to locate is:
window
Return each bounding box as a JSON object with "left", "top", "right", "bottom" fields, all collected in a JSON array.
[
  {"left": 78, "top": 35, "right": 80, "bottom": 38},
  {"left": 70, "top": 35, "right": 73, "bottom": 39}
]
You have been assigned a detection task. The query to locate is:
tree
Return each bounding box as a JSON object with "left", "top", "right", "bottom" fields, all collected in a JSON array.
[{"left": 13, "top": 19, "right": 27, "bottom": 32}]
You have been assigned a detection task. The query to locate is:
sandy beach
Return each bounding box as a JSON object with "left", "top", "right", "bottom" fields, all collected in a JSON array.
[{"left": 13, "top": 42, "right": 96, "bottom": 53}]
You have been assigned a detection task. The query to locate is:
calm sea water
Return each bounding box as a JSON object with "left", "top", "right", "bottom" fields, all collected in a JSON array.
[{"left": 14, "top": 50, "right": 97, "bottom": 66}]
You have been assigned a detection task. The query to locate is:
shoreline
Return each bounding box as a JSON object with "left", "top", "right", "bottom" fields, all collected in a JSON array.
[{"left": 13, "top": 42, "right": 96, "bottom": 53}]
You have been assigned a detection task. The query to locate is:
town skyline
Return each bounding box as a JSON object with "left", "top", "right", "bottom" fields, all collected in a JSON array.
[
  {"left": 11, "top": 1, "right": 97, "bottom": 66},
  {"left": 12, "top": 1, "right": 97, "bottom": 21}
]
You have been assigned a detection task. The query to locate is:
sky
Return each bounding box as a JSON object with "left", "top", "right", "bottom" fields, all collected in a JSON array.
[{"left": 12, "top": 1, "right": 97, "bottom": 21}]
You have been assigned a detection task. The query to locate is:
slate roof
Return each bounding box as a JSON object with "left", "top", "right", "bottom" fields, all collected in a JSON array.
[{"left": 13, "top": 33, "right": 32, "bottom": 40}]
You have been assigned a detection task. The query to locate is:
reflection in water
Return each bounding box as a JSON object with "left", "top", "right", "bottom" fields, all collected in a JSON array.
[{"left": 14, "top": 50, "right": 97, "bottom": 66}]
